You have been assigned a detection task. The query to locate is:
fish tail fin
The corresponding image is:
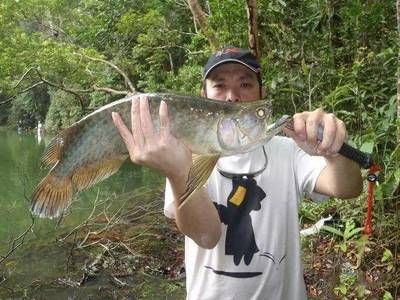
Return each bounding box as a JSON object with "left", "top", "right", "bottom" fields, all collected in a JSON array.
[{"left": 31, "top": 172, "right": 73, "bottom": 219}]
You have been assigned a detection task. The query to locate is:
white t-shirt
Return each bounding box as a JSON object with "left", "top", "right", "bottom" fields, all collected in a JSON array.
[{"left": 164, "top": 136, "right": 327, "bottom": 300}]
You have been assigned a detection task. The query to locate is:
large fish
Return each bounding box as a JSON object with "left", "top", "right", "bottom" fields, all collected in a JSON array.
[{"left": 31, "top": 93, "right": 288, "bottom": 218}]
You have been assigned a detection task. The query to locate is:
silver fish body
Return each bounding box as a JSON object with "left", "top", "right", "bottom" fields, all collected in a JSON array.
[{"left": 31, "top": 93, "right": 284, "bottom": 218}]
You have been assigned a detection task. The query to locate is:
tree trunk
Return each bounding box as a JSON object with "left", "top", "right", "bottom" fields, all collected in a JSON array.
[
  {"left": 245, "top": 0, "right": 260, "bottom": 60},
  {"left": 397, "top": 0, "right": 400, "bottom": 142},
  {"left": 187, "top": 0, "right": 220, "bottom": 51}
]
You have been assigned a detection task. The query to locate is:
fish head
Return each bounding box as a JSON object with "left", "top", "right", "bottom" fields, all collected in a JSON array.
[{"left": 217, "top": 100, "right": 287, "bottom": 154}]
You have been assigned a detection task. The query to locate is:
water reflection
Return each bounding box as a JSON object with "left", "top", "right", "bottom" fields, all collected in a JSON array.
[{"left": 36, "top": 121, "right": 44, "bottom": 144}]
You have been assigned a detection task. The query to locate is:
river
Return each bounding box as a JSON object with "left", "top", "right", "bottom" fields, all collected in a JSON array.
[{"left": 0, "top": 127, "right": 184, "bottom": 299}]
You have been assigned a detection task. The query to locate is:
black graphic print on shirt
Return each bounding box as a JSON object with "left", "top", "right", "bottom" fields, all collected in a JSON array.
[{"left": 213, "top": 176, "right": 266, "bottom": 266}]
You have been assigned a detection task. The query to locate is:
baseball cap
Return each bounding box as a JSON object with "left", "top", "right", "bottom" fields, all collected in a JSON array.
[{"left": 203, "top": 46, "right": 261, "bottom": 81}]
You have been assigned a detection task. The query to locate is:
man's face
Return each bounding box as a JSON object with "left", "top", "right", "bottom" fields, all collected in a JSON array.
[{"left": 203, "top": 63, "right": 261, "bottom": 102}]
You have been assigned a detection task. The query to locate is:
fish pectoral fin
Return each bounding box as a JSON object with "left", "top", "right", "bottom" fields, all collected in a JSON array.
[
  {"left": 72, "top": 156, "right": 128, "bottom": 191},
  {"left": 41, "top": 136, "right": 63, "bottom": 167},
  {"left": 178, "top": 154, "right": 220, "bottom": 209},
  {"left": 41, "top": 126, "right": 78, "bottom": 167}
]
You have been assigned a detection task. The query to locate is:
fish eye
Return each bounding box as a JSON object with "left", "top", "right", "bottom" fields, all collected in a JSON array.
[{"left": 256, "top": 107, "right": 266, "bottom": 119}]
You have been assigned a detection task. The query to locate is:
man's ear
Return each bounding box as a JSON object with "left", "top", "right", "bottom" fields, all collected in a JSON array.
[
  {"left": 201, "top": 89, "right": 205, "bottom": 97},
  {"left": 261, "top": 86, "right": 267, "bottom": 99}
]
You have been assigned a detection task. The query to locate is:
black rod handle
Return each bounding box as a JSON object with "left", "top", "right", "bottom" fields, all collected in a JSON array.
[
  {"left": 338, "top": 142, "right": 373, "bottom": 169},
  {"left": 283, "top": 117, "right": 374, "bottom": 169}
]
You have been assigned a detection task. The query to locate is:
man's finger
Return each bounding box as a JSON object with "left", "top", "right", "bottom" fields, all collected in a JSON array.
[
  {"left": 131, "top": 97, "right": 145, "bottom": 147},
  {"left": 139, "top": 95, "right": 156, "bottom": 136},
  {"left": 112, "top": 112, "right": 135, "bottom": 152},
  {"left": 317, "top": 114, "right": 336, "bottom": 154},
  {"left": 330, "top": 119, "right": 346, "bottom": 155},
  {"left": 291, "top": 114, "right": 307, "bottom": 141},
  {"left": 159, "top": 100, "right": 170, "bottom": 136}
]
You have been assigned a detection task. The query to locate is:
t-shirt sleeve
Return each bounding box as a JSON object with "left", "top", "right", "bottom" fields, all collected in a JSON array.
[
  {"left": 164, "top": 179, "right": 176, "bottom": 219},
  {"left": 293, "top": 147, "right": 328, "bottom": 202}
]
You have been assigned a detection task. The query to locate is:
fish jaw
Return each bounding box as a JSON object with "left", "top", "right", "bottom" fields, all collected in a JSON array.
[{"left": 215, "top": 100, "right": 276, "bottom": 155}]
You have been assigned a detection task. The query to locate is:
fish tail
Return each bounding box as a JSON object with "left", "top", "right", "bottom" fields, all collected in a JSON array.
[{"left": 31, "top": 172, "right": 73, "bottom": 219}]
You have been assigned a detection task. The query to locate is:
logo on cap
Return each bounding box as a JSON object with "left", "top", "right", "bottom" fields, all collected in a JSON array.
[{"left": 216, "top": 47, "right": 242, "bottom": 57}]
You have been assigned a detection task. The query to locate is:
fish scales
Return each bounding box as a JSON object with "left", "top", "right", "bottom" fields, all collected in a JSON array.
[{"left": 31, "top": 93, "right": 285, "bottom": 218}]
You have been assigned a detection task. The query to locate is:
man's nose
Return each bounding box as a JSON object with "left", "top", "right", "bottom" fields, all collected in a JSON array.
[{"left": 225, "top": 89, "right": 240, "bottom": 102}]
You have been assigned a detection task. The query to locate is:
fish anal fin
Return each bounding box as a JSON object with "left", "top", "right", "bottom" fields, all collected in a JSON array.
[
  {"left": 72, "top": 157, "right": 127, "bottom": 191},
  {"left": 31, "top": 170, "right": 73, "bottom": 219},
  {"left": 178, "top": 154, "right": 219, "bottom": 209}
]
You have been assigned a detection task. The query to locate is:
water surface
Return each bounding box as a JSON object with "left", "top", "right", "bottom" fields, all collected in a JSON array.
[{"left": 0, "top": 127, "right": 173, "bottom": 298}]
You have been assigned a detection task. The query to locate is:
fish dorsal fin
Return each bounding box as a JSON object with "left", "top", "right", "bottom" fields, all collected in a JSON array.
[
  {"left": 72, "top": 156, "right": 128, "bottom": 191},
  {"left": 178, "top": 154, "right": 219, "bottom": 209},
  {"left": 41, "top": 126, "right": 78, "bottom": 167}
]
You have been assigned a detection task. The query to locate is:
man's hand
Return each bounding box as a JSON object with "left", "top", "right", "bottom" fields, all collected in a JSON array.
[
  {"left": 112, "top": 95, "right": 221, "bottom": 247},
  {"left": 111, "top": 95, "right": 192, "bottom": 189},
  {"left": 282, "top": 108, "right": 347, "bottom": 157},
  {"left": 282, "top": 108, "right": 362, "bottom": 198}
]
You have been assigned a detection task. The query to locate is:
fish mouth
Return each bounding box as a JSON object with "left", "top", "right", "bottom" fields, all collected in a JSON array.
[
  {"left": 270, "top": 115, "right": 291, "bottom": 129},
  {"left": 236, "top": 114, "right": 291, "bottom": 144}
]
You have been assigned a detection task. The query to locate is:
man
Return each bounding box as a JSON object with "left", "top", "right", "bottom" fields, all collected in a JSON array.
[{"left": 112, "top": 47, "right": 362, "bottom": 299}]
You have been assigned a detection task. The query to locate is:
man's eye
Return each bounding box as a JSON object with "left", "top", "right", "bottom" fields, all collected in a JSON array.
[
  {"left": 241, "top": 82, "right": 252, "bottom": 88},
  {"left": 214, "top": 84, "right": 224, "bottom": 88}
]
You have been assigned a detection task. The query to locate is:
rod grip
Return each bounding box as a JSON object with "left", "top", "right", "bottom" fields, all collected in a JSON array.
[{"left": 338, "top": 142, "right": 373, "bottom": 169}]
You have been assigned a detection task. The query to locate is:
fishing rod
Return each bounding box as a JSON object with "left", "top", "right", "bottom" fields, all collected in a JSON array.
[{"left": 275, "top": 115, "right": 374, "bottom": 169}]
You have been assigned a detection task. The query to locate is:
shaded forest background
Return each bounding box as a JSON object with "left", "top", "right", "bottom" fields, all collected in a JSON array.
[{"left": 0, "top": 0, "right": 398, "bottom": 298}]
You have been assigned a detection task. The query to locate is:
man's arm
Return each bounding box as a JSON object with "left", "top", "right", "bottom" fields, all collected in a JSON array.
[
  {"left": 169, "top": 172, "right": 221, "bottom": 249},
  {"left": 112, "top": 95, "right": 221, "bottom": 249},
  {"left": 283, "top": 108, "right": 363, "bottom": 199},
  {"left": 315, "top": 155, "right": 363, "bottom": 198}
]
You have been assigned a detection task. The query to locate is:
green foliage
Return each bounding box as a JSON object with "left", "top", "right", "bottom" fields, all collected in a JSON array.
[
  {"left": 0, "top": 0, "right": 398, "bottom": 297},
  {"left": 383, "top": 290, "right": 394, "bottom": 300},
  {"left": 8, "top": 86, "right": 50, "bottom": 129},
  {"left": 322, "top": 219, "right": 364, "bottom": 252},
  {"left": 9, "top": 93, "right": 37, "bottom": 129},
  {"left": 334, "top": 268, "right": 357, "bottom": 297},
  {"left": 44, "top": 89, "right": 83, "bottom": 131}
]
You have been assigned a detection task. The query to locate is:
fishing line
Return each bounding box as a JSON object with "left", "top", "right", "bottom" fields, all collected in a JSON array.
[{"left": 217, "top": 146, "right": 267, "bottom": 180}]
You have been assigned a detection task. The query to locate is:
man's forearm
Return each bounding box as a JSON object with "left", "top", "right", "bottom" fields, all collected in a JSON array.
[
  {"left": 315, "top": 155, "right": 363, "bottom": 199},
  {"left": 169, "top": 175, "right": 221, "bottom": 249}
]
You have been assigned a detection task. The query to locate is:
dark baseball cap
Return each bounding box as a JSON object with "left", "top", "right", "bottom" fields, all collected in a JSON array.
[{"left": 203, "top": 46, "right": 261, "bottom": 81}]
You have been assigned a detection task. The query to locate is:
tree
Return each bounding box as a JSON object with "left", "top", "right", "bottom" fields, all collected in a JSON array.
[
  {"left": 397, "top": 0, "right": 400, "bottom": 142},
  {"left": 246, "top": 0, "right": 260, "bottom": 60},
  {"left": 187, "top": 0, "right": 220, "bottom": 51}
]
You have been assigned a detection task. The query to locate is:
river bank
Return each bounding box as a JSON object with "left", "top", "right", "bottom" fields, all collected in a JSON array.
[{"left": 0, "top": 188, "right": 186, "bottom": 299}]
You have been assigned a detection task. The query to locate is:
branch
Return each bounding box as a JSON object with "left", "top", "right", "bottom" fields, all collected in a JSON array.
[
  {"left": 0, "top": 68, "right": 87, "bottom": 109},
  {"left": 187, "top": 0, "right": 220, "bottom": 51},
  {"left": 33, "top": 69, "right": 86, "bottom": 109},
  {"left": 0, "top": 68, "right": 43, "bottom": 105},
  {"left": 80, "top": 53, "right": 136, "bottom": 94},
  {"left": 1, "top": 66, "right": 133, "bottom": 108},
  {"left": 0, "top": 217, "right": 35, "bottom": 265},
  {"left": 92, "top": 86, "right": 130, "bottom": 96}
]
